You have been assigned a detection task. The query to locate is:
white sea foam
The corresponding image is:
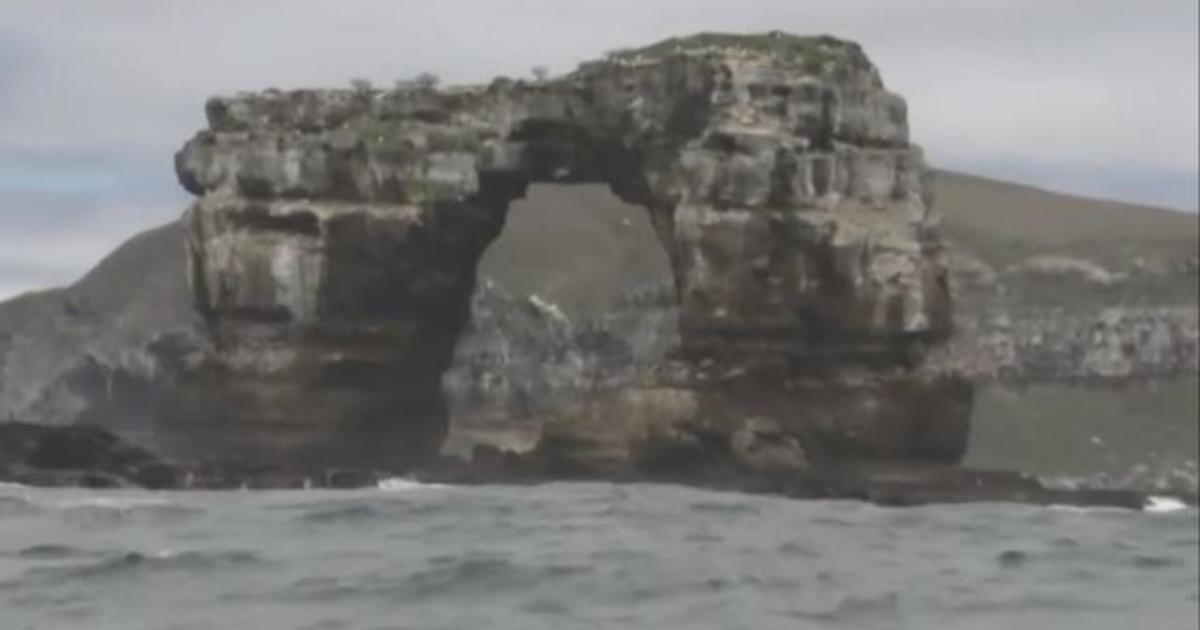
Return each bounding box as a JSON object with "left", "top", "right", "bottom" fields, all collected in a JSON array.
[
  {"left": 1049, "top": 504, "right": 1130, "bottom": 514},
  {"left": 54, "top": 496, "right": 173, "bottom": 509},
  {"left": 376, "top": 477, "right": 445, "bottom": 492},
  {"left": 1144, "top": 496, "right": 1190, "bottom": 513}
]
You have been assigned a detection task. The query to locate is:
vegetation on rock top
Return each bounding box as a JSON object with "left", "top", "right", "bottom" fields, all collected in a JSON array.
[{"left": 607, "top": 31, "right": 873, "bottom": 73}]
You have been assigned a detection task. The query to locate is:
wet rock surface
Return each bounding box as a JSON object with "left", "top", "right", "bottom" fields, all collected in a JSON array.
[
  {"left": 0, "top": 422, "right": 182, "bottom": 489},
  {"left": 0, "top": 420, "right": 1161, "bottom": 509}
]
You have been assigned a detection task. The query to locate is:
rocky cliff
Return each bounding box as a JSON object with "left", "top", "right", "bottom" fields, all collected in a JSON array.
[
  {"left": 0, "top": 32, "right": 1195, "bottom": 498},
  {"left": 162, "top": 32, "right": 963, "bottom": 476}
]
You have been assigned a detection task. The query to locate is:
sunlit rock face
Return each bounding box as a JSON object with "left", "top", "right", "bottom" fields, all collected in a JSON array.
[{"left": 168, "top": 32, "right": 963, "bottom": 473}]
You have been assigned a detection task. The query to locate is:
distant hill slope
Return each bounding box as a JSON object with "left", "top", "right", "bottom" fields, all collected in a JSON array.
[
  {"left": 0, "top": 222, "right": 191, "bottom": 344},
  {"left": 0, "top": 222, "right": 197, "bottom": 429},
  {"left": 479, "top": 184, "right": 674, "bottom": 317},
  {"left": 936, "top": 171, "right": 1198, "bottom": 270}
]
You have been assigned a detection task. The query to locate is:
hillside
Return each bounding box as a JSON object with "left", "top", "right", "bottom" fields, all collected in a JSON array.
[
  {"left": 936, "top": 171, "right": 1198, "bottom": 271},
  {"left": 0, "top": 222, "right": 196, "bottom": 430}
]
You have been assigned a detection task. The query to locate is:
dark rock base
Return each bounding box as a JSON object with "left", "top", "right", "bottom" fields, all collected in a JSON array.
[{"left": 0, "top": 422, "right": 1177, "bottom": 511}]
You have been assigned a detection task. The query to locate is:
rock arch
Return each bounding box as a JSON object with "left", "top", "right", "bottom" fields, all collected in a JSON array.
[{"left": 165, "top": 33, "right": 964, "bottom": 473}]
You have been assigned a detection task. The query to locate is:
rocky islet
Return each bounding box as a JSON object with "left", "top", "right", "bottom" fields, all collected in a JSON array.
[{"left": 0, "top": 32, "right": 1195, "bottom": 506}]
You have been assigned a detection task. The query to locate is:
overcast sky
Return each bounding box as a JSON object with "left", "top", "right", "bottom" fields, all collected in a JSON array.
[{"left": 0, "top": 0, "right": 1197, "bottom": 299}]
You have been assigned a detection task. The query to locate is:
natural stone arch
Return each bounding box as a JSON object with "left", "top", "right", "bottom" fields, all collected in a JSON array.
[
  {"left": 165, "top": 33, "right": 961, "bottom": 473},
  {"left": 439, "top": 182, "right": 677, "bottom": 455}
]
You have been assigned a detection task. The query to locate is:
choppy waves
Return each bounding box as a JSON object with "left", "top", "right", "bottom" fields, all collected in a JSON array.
[{"left": 0, "top": 483, "right": 1195, "bottom": 629}]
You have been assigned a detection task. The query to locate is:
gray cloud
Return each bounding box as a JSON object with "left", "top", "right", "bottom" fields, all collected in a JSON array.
[{"left": 0, "top": 0, "right": 1196, "bottom": 300}]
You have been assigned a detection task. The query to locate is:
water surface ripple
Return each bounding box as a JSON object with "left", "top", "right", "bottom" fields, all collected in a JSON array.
[{"left": 1, "top": 482, "right": 1195, "bottom": 629}]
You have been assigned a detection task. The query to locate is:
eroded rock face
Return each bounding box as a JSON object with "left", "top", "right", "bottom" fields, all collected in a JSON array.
[
  {"left": 170, "top": 32, "right": 961, "bottom": 472},
  {"left": 532, "top": 369, "right": 972, "bottom": 479},
  {"left": 941, "top": 253, "right": 1199, "bottom": 382},
  {"left": 163, "top": 196, "right": 509, "bottom": 470}
]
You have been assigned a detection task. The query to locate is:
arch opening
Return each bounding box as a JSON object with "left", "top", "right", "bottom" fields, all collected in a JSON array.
[{"left": 443, "top": 183, "right": 678, "bottom": 454}]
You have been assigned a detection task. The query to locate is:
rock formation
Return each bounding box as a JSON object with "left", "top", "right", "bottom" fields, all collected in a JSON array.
[
  {"left": 165, "top": 32, "right": 963, "bottom": 478},
  {"left": 943, "top": 259, "right": 1198, "bottom": 383},
  {"left": 0, "top": 421, "right": 184, "bottom": 489},
  {"left": 0, "top": 32, "right": 1194, "bottom": 502}
]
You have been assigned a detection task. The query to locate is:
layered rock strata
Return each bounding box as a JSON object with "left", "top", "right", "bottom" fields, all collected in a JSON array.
[
  {"left": 943, "top": 254, "right": 1199, "bottom": 382},
  {"left": 169, "top": 32, "right": 963, "bottom": 474}
]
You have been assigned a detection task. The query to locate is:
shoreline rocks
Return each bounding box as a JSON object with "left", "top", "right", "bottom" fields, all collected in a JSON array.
[{"left": 0, "top": 420, "right": 1165, "bottom": 511}]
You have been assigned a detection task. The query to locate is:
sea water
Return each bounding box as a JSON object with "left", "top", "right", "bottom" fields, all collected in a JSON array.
[{"left": 0, "top": 481, "right": 1195, "bottom": 629}]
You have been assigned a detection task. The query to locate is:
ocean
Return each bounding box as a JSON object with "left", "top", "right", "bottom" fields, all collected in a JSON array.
[{"left": 1, "top": 481, "right": 1196, "bottom": 630}]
